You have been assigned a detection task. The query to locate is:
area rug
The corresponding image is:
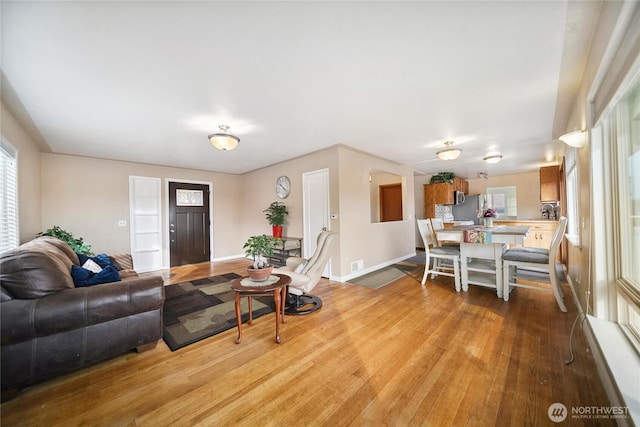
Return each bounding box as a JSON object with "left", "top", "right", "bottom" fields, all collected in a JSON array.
[
  {"left": 349, "top": 254, "right": 424, "bottom": 289},
  {"left": 162, "top": 272, "right": 274, "bottom": 351}
]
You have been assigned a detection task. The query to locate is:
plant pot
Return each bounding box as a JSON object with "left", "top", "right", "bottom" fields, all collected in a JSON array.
[
  {"left": 272, "top": 225, "right": 283, "bottom": 238},
  {"left": 247, "top": 266, "right": 273, "bottom": 282},
  {"left": 483, "top": 218, "right": 494, "bottom": 228}
]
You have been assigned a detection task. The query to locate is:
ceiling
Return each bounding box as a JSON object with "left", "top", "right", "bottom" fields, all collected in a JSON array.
[{"left": 1, "top": 1, "right": 600, "bottom": 177}]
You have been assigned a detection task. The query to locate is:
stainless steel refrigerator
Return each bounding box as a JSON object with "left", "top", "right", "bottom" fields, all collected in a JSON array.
[{"left": 452, "top": 194, "right": 482, "bottom": 224}]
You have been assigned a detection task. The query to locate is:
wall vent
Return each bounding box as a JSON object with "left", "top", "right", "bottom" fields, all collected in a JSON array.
[{"left": 350, "top": 259, "right": 364, "bottom": 273}]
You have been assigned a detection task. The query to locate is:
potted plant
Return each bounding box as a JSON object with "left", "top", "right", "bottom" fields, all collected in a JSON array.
[
  {"left": 477, "top": 208, "right": 499, "bottom": 228},
  {"left": 263, "top": 201, "right": 288, "bottom": 238},
  {"left": 38, "top": 225, "right": 94, "bottom": 255},
  {"left": 243, "top": 234, "right": 277, "bottom": 281}
]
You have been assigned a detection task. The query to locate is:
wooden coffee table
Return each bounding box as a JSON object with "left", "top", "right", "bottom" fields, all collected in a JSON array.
[{"left": 230, "top": 273, "right": 291, "bottom": 344}]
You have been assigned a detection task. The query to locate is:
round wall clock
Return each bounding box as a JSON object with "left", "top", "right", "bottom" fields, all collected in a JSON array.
[{"left": 276, "top": 175, "right": 291, "bottom": 199}]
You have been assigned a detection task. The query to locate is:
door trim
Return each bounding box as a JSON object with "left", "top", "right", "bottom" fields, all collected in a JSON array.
[{"left": 164, "top": 178, "right": 214, "bottom": 266}]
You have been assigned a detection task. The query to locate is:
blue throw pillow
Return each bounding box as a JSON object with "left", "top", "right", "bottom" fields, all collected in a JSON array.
[
  {"left": 92, "top": 253, "right": 113, "bottom": 269},
  {"left": 75, "top": 253, "right": 113, "bottom": 269},
  {"left": 85, "top": 266, "right": 121, "bottom": 286},
  {"left": 76, "top": 253, "right": 90, "bottom": 266},
  {"left": 71, "top": 265, "right": 94, "bottom": 286},
  {"left": 72, "top": 265, "right": 121, "bottom": 287}
]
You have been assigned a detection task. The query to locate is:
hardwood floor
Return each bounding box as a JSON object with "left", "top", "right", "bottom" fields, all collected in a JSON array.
[{"left": 1, "top": 259, "right": 614, "bottom": 426}]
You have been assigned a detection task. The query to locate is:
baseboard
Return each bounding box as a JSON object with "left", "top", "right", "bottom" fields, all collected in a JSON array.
[{"left": 332, "top": 252, "right": 417, "bottom": 283}]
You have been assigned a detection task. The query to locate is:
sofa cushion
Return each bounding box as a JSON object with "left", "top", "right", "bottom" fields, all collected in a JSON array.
[
  {"left": 33, "top": 236, "right": 80, "bottom": 266},
  {"left": 0, "top": 248, "right": 74, "bottom": 299}
]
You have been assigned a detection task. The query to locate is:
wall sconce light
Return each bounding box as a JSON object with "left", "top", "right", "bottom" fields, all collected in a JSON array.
[
  {"left": 483, "top": 154, "right": 503, "bottom": 164},
  {"left": 208, "top": 125, "right": 240, "bottom": 151},
  {"left": 559, "top": 129, "right": 587, "bottom": 148},
  {"left": 436, "top": 141, "right": 462, "bottom": 161}
]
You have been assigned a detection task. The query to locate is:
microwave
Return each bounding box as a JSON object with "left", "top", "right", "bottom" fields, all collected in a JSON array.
[{"left": 454, "top": 191, "right": 465, "bottom": 205}]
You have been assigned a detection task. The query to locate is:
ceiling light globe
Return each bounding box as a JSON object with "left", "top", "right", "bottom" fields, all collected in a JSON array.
[
  {"left": 483, "top": 154, "right": 503, "bottom": 164},
  {"left": 208, "top": 125, "right": 240, "bottom": 151},
  {"left": 559, "top": 129, "right": 587, "bottom": 148}
]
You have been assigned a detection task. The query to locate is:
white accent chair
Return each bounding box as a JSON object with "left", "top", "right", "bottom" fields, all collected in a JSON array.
[
  {"left": 417, "top": 219, "right": 461, "bottom": 291},
  {"left": 273, "top": 231, "right": 337, "bottom": 315},
  {"left": 502, "top": 217, "right": 568, "bottom": 312}
]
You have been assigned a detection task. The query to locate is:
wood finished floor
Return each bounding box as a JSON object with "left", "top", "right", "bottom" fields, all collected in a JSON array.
[{"left": 1, "top": 258, "right": 613, "bottom": 426}]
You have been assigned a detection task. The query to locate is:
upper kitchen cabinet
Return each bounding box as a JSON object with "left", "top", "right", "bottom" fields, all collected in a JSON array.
[
  {"left": 424, "top": 183, "right": 454, "bottom": 217},
  {"left": 540, "top": 166, "right": 560, "bottom": 201},
  {"left": 453, "top": 177, "right": 469, "bottom": 194}
]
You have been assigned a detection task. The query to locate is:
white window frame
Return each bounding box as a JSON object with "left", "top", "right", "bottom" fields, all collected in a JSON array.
[
  {"left": 0, "top": 138, "right": 19, "bottom": 252},
  {"left": 592, "top": 63, "right": 640, "bottom": 354},
  {"left": 564, "top": 147, "right": 580, "bottom": 246}
]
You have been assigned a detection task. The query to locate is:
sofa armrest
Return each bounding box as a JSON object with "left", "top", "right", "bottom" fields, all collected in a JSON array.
[{"left": 1, "top": 276, "right": 164, "bottom": 346}]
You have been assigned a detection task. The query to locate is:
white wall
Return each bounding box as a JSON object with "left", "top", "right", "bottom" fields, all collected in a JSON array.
[
  {"left": 0, "top": 101, "right": 42, "bottom": 243},
  {"left": 40, "top": 154, "right": 245, "bottom": 262}
]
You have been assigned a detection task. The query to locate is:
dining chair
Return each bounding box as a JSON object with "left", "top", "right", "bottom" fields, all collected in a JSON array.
[
  {"left": 417, "top": 219, "right": 461, "bottom": 291},
  {"left": 429, "top": 218, "right": 460, "bottom": 249},
  {"left": 502, "top": 217, "right": 568, "bottom": 312}
]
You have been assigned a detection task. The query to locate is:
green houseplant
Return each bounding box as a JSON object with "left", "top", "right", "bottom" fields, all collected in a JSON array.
[
  {"left": 38, "top": 225, "right": 94, "bottom": 255},
  {"left": 263, "top": 201, "right": 289, "bottom": 238},
  {"left": 243, "top": 234, "right": 277, "bottom": 281}
]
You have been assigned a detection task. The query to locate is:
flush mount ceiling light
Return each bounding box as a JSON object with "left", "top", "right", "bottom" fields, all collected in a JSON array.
[
  {"left": 208, "top": 125, "right": 240, "bottom": 151},
  {"left": 559, "top": 129, "right": 587, "bottom": 148},
  {"left": 483, "top": 154, "right": 503, "bottom": 164},
  {"left": 477, "top": 172, "right": 489, "bottom": 179},
  {"left": 436, "top": 141, "right": 462, "bottom": 161}
]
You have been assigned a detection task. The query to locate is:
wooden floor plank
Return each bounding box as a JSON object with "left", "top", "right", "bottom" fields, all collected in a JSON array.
[{"left": 1, "top": 259, "right": 615, "bottom": 426}]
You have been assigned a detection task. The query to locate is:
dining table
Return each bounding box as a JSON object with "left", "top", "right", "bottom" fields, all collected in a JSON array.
[{"left": 435, "top": 225, "right": 530, "bottom": 296}]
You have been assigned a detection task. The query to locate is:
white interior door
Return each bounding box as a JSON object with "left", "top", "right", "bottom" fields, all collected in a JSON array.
[
  {"left": 302, "top": 169, "right": 330, "bottom": 276},
  {"left": 129, "top": 176, "right": 163, "bottom": 272}
]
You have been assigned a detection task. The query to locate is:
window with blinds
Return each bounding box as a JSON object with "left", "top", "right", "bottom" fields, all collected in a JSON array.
[{"left": 0, "top": 140, "right": 18, "bottom": 253}]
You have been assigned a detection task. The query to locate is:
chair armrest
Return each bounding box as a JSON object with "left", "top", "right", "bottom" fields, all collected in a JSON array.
[
  {"left": 285, "top": 257, "right": 306, "bottom": 268},
  {"left": 1, "top": 276, "right": 164, "bottom": 346}
]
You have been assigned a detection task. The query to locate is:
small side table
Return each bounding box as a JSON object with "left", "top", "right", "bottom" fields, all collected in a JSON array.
[{"left": 230, "top": 274, "right": 291, "bottom": 344}]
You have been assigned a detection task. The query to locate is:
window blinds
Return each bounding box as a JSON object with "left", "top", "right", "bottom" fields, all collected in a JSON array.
[{"left": 0, "top": 142, "right": 18, "bottom": 252}]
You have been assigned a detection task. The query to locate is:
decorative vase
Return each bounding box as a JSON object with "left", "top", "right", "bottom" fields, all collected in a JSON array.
[
  {"left": 483, "top": 218, "right": 494, "bottom": 228},
  {"left": 247, "top": 266, "right": 273, "bottom": 282},
  {"left": 272, "top": 225, "right": 283, "bottom": 238}
]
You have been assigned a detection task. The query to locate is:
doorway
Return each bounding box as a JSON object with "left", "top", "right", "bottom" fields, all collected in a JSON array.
[
  {"left": 302, "top": 169, "right": 330, "bottom": 276},
  {"left": 379, "top": 183, "right": 402, "bottom": 222},
  {"left": 168, "top": 181, "right": 211, "bottom": 267}
]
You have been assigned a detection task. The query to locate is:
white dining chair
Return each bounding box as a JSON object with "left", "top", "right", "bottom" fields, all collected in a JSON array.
[
  {"left": 502, "top": 217, "right": 568, "bottom": 312},
  {"left": 417, "top": 219, "right": 461, "bottom": 291},
  {"left": 429, "top": 218, "right": 460, "bottom": 249}
]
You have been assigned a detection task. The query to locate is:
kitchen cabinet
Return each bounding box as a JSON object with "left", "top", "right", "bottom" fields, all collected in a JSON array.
[
  {"left": 454, "top": 177, "right": 469, "bottom": 194},
  {"left": 424, "top": 183, "right": 454, "bottom": 217},
  {"left": 540, "top": 166, "right": 560, "bottom": 201}
]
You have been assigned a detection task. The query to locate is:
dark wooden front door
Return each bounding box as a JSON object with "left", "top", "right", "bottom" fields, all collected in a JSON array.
[
  {"left": 380, "top": 183, "right": 403, "bottom": 222},
  {"left": 169, "top": 182, "right": 211, "bottom": 267}
]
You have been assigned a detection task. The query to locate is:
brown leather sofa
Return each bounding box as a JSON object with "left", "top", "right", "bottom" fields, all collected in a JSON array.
[{"left": 0, "top": 236, "right": 165, "bottom": 397}]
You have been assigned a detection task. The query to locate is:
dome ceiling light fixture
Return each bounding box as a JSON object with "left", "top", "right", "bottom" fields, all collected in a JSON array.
[
  {"left": 436, "top": 141, "right": 462, "bottom": 161},
  {"left": 208, "top": 124, "right": 240, "bottom": 151},
  {"left": 483, "top": 154, "right": 503, "bottom": 164},
  {"left": 559, "top": 129, "right": 587, "bottom": 148}
]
